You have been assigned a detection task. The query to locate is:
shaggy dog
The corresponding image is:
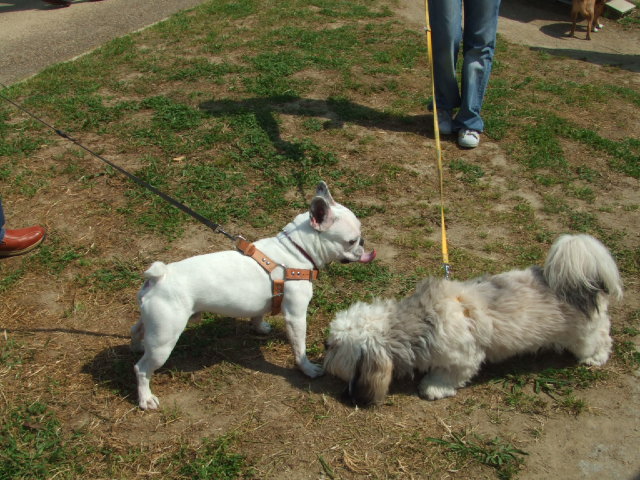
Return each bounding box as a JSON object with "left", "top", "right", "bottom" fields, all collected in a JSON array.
[{"left": 324, "top": 234, "right": 622, "bottom": 406}]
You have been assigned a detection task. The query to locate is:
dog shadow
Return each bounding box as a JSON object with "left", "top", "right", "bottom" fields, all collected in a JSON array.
[
  {"left": 471, "top": 350, "right": 580, "bottom": 386},
  {"left": 308, "top": 350, "right": 584, "bottom": 408},
  {"left": 82, "top": 316, "right": 584, "bottom": 409},
  {"left": 82, "top": 316, "right": 338, "bottom": 407},
  {"left": 538, "top": 22, "right": 576, "bottom": 40},
  {"left": 390, "top": 351, "right": 581, "bottom": 404},
  {"left": 327, "top": 351, "right": 584, "bottom": 408}
]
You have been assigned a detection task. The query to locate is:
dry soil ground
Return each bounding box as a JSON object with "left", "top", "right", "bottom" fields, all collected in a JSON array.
[{"left": 0, "top": 0, "right": 639, "bottom": 479}]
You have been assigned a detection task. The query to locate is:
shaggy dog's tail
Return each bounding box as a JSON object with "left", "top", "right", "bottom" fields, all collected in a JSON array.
[{"left": 543, "top": 234, "right": 622, "bottom": 314}]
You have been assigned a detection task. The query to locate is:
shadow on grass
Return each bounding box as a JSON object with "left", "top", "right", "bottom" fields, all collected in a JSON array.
[
  {"left": 200, "top": 95, "right": 432, "bottom": 145},
  {"left": 530, "top": 45, "right": 640, "bottom": 73}
]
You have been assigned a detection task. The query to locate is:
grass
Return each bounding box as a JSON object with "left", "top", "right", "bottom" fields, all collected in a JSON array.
[
  {"left": 172, "top": 436, "right": 253, "bottom": 480},
  {"left": 498, "top": 366, "right": 609, "bottom": 415},
  {"left": 427, "top": 431, "right": 528, "bottom": 480},
  {"left": 0, "top": 268, "right": 24, "bottom": 294},
  {"left": 0, "top": 336, "right": 24, "bottom": 369},
  {"left": 0, "top": 402, "right": 87, "bottom": 480},
  {"left": 0, "top": 0, "right": 638, "bottom": 478},
  {"left": 449, "top": 159, "right": 485, "bottom": 183},
  {"left": 0, "top": 401, "right": 253, "bottom": 480}
]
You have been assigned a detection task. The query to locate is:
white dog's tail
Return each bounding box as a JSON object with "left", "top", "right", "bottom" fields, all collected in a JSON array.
[
  {"left": 137, "top": 261, "right": 168, "bottom": 305},
  {"left": 144, "top": 261, "right": 168, "bottom": 281},
  {"left": 543, "top": 234, "right": 622, "bottom": 314}
]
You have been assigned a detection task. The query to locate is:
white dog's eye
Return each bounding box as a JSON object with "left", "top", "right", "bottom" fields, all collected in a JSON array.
[{"left": 348, "top": 239, "right": 357, "bottom": 246}]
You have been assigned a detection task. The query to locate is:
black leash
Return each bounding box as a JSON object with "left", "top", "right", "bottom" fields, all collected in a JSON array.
[{"left": 0, "top": 85, "right": 237, "bottom": 242}]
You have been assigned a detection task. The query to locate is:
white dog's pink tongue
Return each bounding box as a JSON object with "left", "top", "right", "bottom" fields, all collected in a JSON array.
[{"left": 359, "top": 250, "right": 377, "bottom": 263}]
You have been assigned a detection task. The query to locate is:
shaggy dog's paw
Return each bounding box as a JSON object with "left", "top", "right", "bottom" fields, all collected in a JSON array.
[
  {"left": 418, "top": 379, "right": 457, "bottom": 401},
  {"left": 580, "top": 351, "right": 609, "bottom": 367}
]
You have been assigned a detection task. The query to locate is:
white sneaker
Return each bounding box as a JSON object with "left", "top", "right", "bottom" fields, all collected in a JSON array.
[
  {"left": 458, "top": 129, "right": 480, "bottom": 148},
  {"left": 436, "top": 110, "right": 454, "bottom": 135}
]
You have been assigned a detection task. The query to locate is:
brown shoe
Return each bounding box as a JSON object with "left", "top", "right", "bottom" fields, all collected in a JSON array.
[{"left": 0, "top": 226, "right": 46, "bottom": 258}]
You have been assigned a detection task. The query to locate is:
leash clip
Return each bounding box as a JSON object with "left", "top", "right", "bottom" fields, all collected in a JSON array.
[
  {"left": 215, "top": 225, "right": 238, "bottom": 242},
  {"left": 443, "top": 263, "right": 452, "bottom": 280}
]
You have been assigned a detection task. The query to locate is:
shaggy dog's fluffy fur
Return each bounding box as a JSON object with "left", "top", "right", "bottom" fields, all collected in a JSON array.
[{"left": 324, "top": 234, "right": 622, "bottom": 406}]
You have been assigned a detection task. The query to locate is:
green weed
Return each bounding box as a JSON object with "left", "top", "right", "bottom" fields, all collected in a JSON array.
[
  {"left": 141, "top": 96, "right": 204, "bottom": 131},
  {"left": 567, "top": 210, "right": 598, "bottom": 232},
  {"left": 0, "top": 402, "right": 87, "bottom": 480},
  {"left": 82, "top": 259, "right": 141, "bottom": 292},
  {"left": 172, "top": 436, "right": 252, "bottom": 480},
  {"left": 614, "top": 341, "right": 640, "bottom": 368},
  {"left": 521, "top": 121, "right": 567, "bottom": 171},
  {"left": 311, "top": 262, "right": 394, "bottom": 314},
  {"left": 503, "top": 390, "right": 547, "bottom": 414},
  {"left": 0, "top": 337, "right": 23, "bottom": 369},
  {"left": 0, "top": 267, "right": 24, "bottom": 294},
  {"left": 427, "top": 431, "right": 527, "bottom": 480},
  {"left": 499, "top": 366, "right": 608, "bottom": 415},
  {"left": 449, "top": 159, "right": 484, "bottom": 183},
  {"left": 31, "top": 241, "right": 85, "bottom": 276}
]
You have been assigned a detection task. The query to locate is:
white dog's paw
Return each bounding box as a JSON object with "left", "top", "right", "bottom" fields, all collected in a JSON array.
[
  {"left": 138, "top": 394, "right": 160, "bottom": 410},
  {"left": 418, "top": 380, "right": 457, "bottom": 401},
  {"left": 299, "top": 359, "right": 324, "bottom": 378}
]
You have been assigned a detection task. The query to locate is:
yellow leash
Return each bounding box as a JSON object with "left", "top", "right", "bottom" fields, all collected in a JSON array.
[{"left": 424, "top": 0, "right": 451, "bottom": 279}]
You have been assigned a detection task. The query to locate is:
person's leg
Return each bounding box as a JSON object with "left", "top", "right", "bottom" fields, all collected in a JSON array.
[
  {"left": 0, "top": 198, "right": 5, "bottom": 242},
  {"left": 454, "top": 0, "right": 501, "bottom": 133},
  {"left": 428, "top": 0, "right": 463, "bottom": 113}
]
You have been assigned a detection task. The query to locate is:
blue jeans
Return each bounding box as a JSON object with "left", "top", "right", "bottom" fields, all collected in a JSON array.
[
  {"left": 0, "top": 198, "right": 4, "bottom": 242},
  {"left": 428, "top": 0, "right": 501, "bottom": 132}
]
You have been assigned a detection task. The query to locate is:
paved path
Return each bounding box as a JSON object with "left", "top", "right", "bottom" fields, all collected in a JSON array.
[{"left": 0, "top": 0, "right": 209, "bottom": 85}]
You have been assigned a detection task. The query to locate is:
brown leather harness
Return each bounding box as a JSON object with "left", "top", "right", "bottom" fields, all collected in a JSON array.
[{"left": 236, "top": 237, "right": 319, "bottom": 315}]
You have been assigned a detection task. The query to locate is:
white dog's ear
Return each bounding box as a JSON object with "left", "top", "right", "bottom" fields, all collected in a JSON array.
[
  {"left": 310, "top": 195, "right": 336, "bottom": 232},
  {"left": 315, "top": 181, "right": 336, "bottom": 206},
  {"left": 349, "top": 344, "right": 393, "bottom": 406}
]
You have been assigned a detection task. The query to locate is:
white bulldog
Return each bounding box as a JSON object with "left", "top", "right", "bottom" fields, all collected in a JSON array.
[{"left": 130, "top": 182, "right": 376, "bottom": 409}]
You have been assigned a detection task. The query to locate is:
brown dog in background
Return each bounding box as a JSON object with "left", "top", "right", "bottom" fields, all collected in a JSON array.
[{"left": 571, "top": 0, "right": 606, "bottom": 40}]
